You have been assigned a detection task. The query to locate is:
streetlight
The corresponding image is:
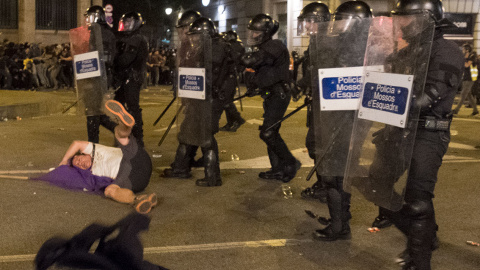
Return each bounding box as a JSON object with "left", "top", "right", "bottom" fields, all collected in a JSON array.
[
  {"left": 202, "top": 0, "right": 210, "bottom": 7},
  {"left": 165, "top": 7, "right": 173, "bottom": 15}
]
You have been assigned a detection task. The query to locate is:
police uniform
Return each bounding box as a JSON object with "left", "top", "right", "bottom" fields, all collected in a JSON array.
[
  {"left": 114, "top": 31, "right": 149, "bottom": 147},
  {"left": 245, "top": 38, "right": 300, "bottom": 181},
  {"left": 86, "top": 22, "right": 117, "bottom": 143},
  {"left": 218, "top": 38, "right": 245, "bottom": 132},
  {"left": 379, "top": 29, "right": 464, "bottom": 270}
]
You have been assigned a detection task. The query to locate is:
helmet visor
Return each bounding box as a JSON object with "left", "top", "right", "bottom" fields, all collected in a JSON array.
[
  {"left": 297, "top": 17, "right": 320, "bottom": 36},
  {"left": 247, "top": 30, "right": 264, "bottom": 46},
  {"left": 118, "top": 17, "right": 135, "bottom": 32},
  {"left": 328, "top": 14, "right": 356, "bottom": 36}
]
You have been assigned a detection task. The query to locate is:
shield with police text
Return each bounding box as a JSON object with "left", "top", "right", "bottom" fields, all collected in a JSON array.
[
  {"left": 310, "top": 18, "right": 372, "bottom": 179},
  {"left": 176, "top": 32, "right": 213, "bottom": 147},
  {"left": 343, "top": 14, "right": 435, "bottom": 211},
  {"left": 69, "top": 23, "right": 108, "bottom": 116}
]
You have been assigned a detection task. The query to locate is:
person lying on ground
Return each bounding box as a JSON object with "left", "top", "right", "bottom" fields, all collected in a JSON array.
[{"left": 33, "top": 100, "right": 157, "bottom": 214}]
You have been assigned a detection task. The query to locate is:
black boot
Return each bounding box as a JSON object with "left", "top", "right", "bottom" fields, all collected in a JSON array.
[
  {"left": 196, "top": 141, "right": 222, "bottom": 187},
  {"left": 372, "top": 208, "right": 393, "bottom": 228},
  {"left": 259, "top": 148, "right": 284, "bottom": 180},
  {"left": 313, "top": 177, "right": 351, "bottom": 242},
  {"left": 279, "top": 159, "right": 301, "bottom": 183},
  {"left": 162, "top": 144, "right": 194, "bottom": 179}
]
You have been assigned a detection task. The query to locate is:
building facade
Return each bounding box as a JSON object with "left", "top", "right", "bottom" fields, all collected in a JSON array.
[{"left": 1, "top": 0, "right": 479, "bottom": 52}]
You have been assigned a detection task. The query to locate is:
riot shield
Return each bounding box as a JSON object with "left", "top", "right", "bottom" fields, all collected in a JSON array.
[
  {"left": 176, "top": 32, "right": 213, "bottom": 148},
  {"left": 69, "top": 23, "right": 108, "bottom": 116},
  {"left": 343, "top": 14, "right": 435, "bottom": 211},
  {"left": 310, "top": 18, "right": 372, "bottom": 178}
]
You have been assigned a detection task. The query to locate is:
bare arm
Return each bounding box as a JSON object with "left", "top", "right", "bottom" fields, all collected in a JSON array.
[{"left": 59, "top": 140, "right": 90, "bottom": 166}]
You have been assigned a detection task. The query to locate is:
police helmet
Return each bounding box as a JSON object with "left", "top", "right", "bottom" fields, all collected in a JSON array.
[
  {"left": 334, "top": 1, "right": 373, "bottom": 20},
  {"left": 176, "top": 10, "right": 202, "bottom": 28},
  {"left": 391, "top": 0, "right": 443, "bottom": 23},
  {"left": 85, "top": 5, "right": 106, "bottom": 25},
  {"left": 187, "top": 17, "right": 217, "bottom": 37},
  {"left": 224, "top": 30, "right": 239, "bottom": 43},
  {"left": 329, "top": 1, "right": 372, "bottom": 35},
  {"left": 118, "top": 12, "right": 144, "bottom": 32},
  {"left": 247, "top": 14, "right": 279, "bottom": 46},
  {"left": 297, "top": 2, "right": 331, "bottom": 36}
]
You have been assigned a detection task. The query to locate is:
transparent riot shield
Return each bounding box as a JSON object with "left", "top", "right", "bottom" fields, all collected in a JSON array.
[
  {"left": 69, "top": 23, "right": 108, "bottom": 116},
  {"left": 310, "top": 18, "right": 372, "bottom": 178},
  {"left": 343, "top": 14, "right": 435, "bottom": 211},
  {"left": 176, "top": 33, "right": 213, "bottom": 148}
]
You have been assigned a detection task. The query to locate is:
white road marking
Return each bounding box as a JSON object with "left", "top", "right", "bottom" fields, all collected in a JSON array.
[
  {"left": 246, "top": 119, "right": 264, "bottom": 125},
  {"left": 153, "top": 124, "right": 177, "bottom": 132},
  {"left": 0, "top": 175, "right": 29, "bottom": 180},
  {"left": 0, "top": 239, "right": 312, "bottom": 263}
]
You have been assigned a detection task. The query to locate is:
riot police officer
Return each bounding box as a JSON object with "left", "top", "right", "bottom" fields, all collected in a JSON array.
[
  {"left": 114, "top": 12, "right": 148, "bottom": 147},
  {"left": 309, "top": 1, "right": 373, "bottom": 242},
  {"left": 84, "top": 5, "right": 117, "bottom": 143},
  {"left": 163, "top": 17, "right": 228, "bottom": 187},
  {"left": 296, "top": 1, "right": 331, "bottom": 203},
  {"left": 374, "top": 1, "right": 463, "bottom": 269},
  {"left": 241, "top": 14, "right": 300, "bottom": 182},
  {"left": 218, "top": 30, "right": 246, "bottom": 132}
]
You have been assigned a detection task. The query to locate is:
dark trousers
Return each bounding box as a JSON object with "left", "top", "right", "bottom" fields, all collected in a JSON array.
[
  {"left": 382, "top": 129, "right": 449, "bottom": 270},
  {"left": 87, "top": 115, "right": 117, "bottom": 143},
  {"left": 260, "top": 90, "right": 296, "bottom": 170},
  {"left": 115, "top": 79, "right": 144, "bottom": 147}
]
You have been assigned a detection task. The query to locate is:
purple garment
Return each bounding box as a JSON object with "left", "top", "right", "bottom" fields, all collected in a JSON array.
[{"left": 31, "top": 165, "right": 114, "bottom": 195}]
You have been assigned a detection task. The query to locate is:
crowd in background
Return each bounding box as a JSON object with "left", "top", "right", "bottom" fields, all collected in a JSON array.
[
  {"left": 0, "top": 39, "right": 177, "bottom": 91},
  {"left": 0, "top": 40, "right": 74, "bottom": 90},
  {"left": 145, "top": 46, "right": 176, "bottom": 87}
]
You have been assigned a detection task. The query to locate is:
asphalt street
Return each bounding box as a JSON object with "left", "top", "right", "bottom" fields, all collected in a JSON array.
[{"left": 0, "top": 86, "right": 479, "bottom": 269}]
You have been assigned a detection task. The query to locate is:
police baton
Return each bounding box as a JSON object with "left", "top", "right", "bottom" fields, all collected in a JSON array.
[
  {"left": 306, "top": 116, "right": 349, "bottom": 181},
  {"left": 62, "top": 99, "right": 80, "bottom": 114},
  {"left": 153, "top": 95, "right": 176, "bottom": 126},
  {"left": 233, "top": 93, "right": 249, "bottom": 102},
  {"left": 265, "top": 101, "right": 309, "bottom": 132},
  {"left": 158, "top": 105, "right": 184, "bottom": 147}
]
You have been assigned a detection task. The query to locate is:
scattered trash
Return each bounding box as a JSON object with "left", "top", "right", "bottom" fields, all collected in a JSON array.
[
  {"left": 16, "top": 116, "right": 21, "bottom": 120},
  {"left": 33, "top": 192, "right": 36, "bottom": 195},
  {"left": 152, "top": 154, "right": 162, "bottom": 158},
  {"left": 2, "top": 118, "right": 7, "bottom": 122},
  {"left": 450, "top": 130, "right": 458, "bottom": 136},
  {"left": 466, "top": 241, "right": 479, "bottom": 247},
  {"left": 220, "top": 150, "right": 227, "bottom": 153},
  {"left": 281, "top": 184, "right": 293, "bottom": 199},
  {"left": 238, "top": 171, "right": 245, "bottom": 174},
  {"left": 58, "top": 128, "right": 65, "bottom": 131},
  {"left": 368, "top": 227, "right": 380, "bottom": 233},
  {"left": 231, "top": 154, "right": 239, "bottom": 161},
  {"left": 27, "top": 162, "right": 33, "bottom": 167}
]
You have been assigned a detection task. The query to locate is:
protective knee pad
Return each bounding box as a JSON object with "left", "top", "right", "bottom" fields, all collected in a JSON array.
[
  {"left": 323, "top": 176, "right": 339, "bottom": 189},
  {"left": 259, "top": 128, "right": 276, "bottom": 145},
  {"left": 407, "top": 199, "right": 436, "bottom": 269}
]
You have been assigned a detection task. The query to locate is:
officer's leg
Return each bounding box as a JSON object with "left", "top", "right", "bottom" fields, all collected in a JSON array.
[
  {"left": 123, "top": 80, "right": 144, "bottom": 147},
  {"left": 221, "top": 102, "right": 245, "bottom": 132},
  {"left": 86, "top": 115, "right": 101, "bottom": 143},
  {"left": 260, "top": 93, "right": 300, "bottom": 182},
  {"left": 301, "top": 125, "right": 327, "bottom": 202},
  {"left": 313, "top": 176, "right": 351, "bottom": 241},
  {"left": 99, "top": 114, "right": 117, "bottom": 133},
  {"left": 162, "top": 144, "right": 194, "bottom": 178},
  {"left": 196, "top": 137, "right": 221, "bottom": 187}
]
